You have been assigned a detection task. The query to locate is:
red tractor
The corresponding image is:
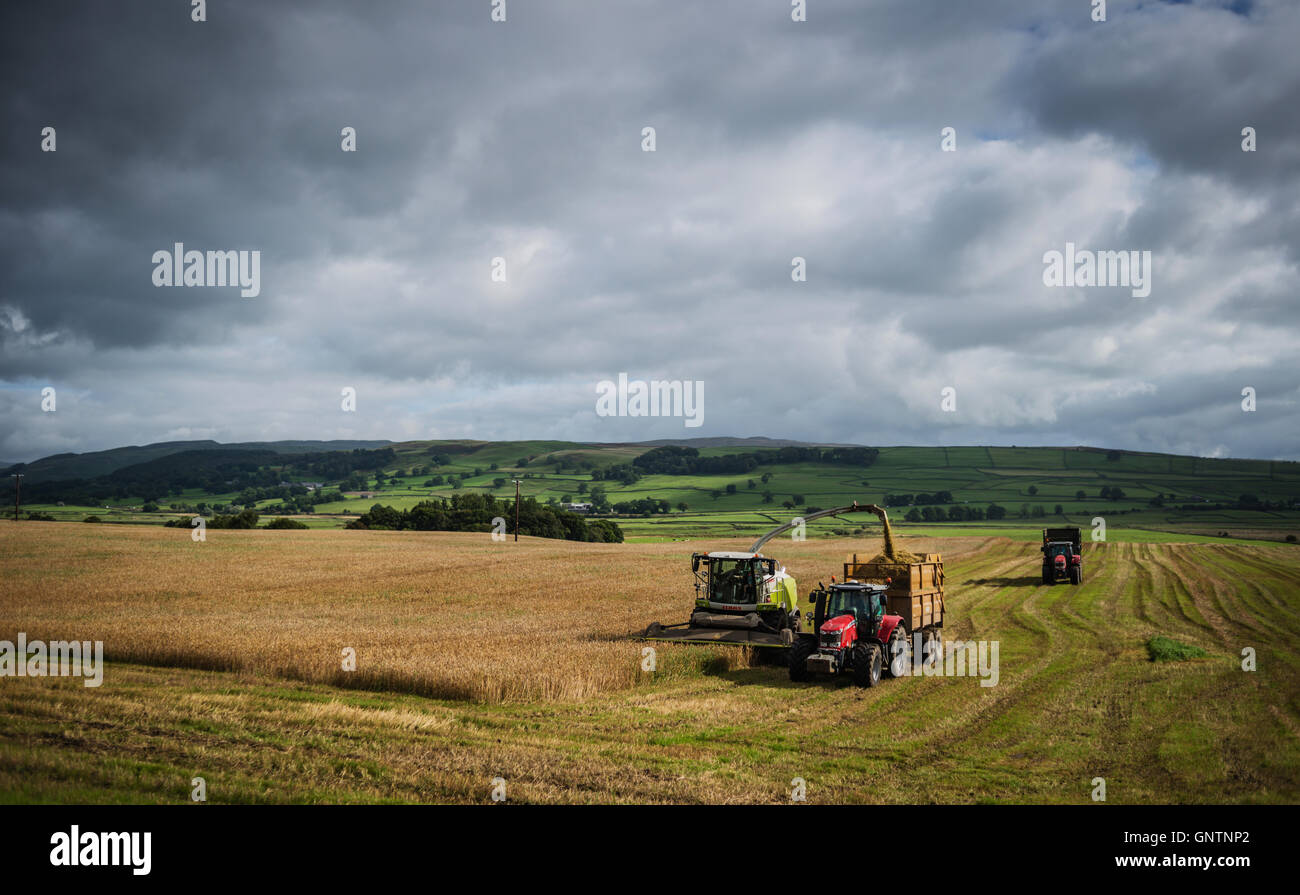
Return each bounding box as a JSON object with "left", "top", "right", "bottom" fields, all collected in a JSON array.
[
  {"left": 1041, "top": 527, "right": 1083, "bottom": 585},
  {"left": 789, "top": 582, "right": 914, "bottom": 687}
]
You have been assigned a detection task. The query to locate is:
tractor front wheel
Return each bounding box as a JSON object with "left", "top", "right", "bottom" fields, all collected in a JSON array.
[
  {"left": 852, "top": 643, "right": 882, "bottom": 688},
  {"left": 1070, "top": 566, "right": 1082, "bottom": 586},
  {"left": 789, "top": 638, "right": 813, "bottom": 682}
]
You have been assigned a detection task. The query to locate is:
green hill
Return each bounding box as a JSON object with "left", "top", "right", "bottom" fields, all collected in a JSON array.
[
  {"left": 9, "top": 438, "right": 1299, "bottom": 542},
  {"left": 3, "top": 439, "right": 392, "bottom": 483}
]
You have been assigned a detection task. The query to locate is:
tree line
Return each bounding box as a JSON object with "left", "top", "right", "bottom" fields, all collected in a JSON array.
[
  {"left": 345, "top": 493, "right": 623, "bottom": 542},
  {"left": 631, "top": 445, "right": 879, "bottom": 476}
]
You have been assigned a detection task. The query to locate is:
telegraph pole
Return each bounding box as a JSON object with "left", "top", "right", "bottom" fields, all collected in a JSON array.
[
  {"left": 11, "top": 473, "right": 22, "bottom": 522},
  {"left": 513, "top": 479, "right": 521, "bottom": 542}
]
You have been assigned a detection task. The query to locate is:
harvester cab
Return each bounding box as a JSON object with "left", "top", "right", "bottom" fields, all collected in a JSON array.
[{"left": 689, "top": 551, "right": 799, "bottom": 635}]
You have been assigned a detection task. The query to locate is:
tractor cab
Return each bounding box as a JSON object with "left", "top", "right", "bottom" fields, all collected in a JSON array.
[
  {"left": 825, "top": 584, "right": 885, "bottom": 625},
  {"left": 816, "top": 582, "right": 889, "bottom": 640},
  {"left": 1044, "top": 541, "right": 1074, "bottom": 563}
]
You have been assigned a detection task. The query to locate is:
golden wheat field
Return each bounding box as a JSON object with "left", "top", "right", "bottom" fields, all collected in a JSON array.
[
  {"left": 2, "top": 522, "right": 1299, "bottom": 803},
  {"left": 0, "top": 523, "right": 984, "bottom": 703}
]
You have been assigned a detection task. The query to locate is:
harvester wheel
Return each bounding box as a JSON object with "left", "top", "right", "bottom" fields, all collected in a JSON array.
[
  {"left": 886, "top": 626, "right": 910, "bottom": 678},
  {"left": 852, "top": 644, "right": 882, "bottom": 688},
  {"left": 789, "top": 638, "right": 813, "bottom": 682}
]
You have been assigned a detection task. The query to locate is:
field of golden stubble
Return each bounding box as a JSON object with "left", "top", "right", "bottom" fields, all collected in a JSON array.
[{"left": 0, "top": 522, "right": 986, "bottom": 702}]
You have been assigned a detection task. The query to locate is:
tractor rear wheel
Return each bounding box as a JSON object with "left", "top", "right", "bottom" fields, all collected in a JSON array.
[
  {"left": 789, "top": 638, "right": 813, "bottom": 682},
  {"left": 1042, "top": 568, "right": 1053, "bottom": 585},
  {"left": 852, "top": 643, "right": 882, "bottom": 688},
  {"left": 886, "top": 626, "right": 910, "bottom": 678},
  {"left": 1070, "top": 566, "right": 1082, "bottom": 585}
]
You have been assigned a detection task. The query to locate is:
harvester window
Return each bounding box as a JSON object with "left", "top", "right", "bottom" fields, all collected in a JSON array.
[{"left": 710, "top": 559, "right": 758, "bottom": 604}]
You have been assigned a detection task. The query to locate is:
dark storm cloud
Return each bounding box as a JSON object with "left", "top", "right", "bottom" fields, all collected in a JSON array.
[{"left": 0, "top": 0, "right": 1296, "bottom": 461}]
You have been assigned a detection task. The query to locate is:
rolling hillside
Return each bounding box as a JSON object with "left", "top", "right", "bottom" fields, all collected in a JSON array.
[{"left": 7, "top": 439, "right": 1299, "bottom": 541}]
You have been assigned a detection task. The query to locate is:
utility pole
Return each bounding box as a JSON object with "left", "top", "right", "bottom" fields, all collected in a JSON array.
[
  {"left": 513, "top": 479, "right": 521, "bottom": 542},
  {"left": 11, "top": 473, "right": 22, "bottom": 522}
]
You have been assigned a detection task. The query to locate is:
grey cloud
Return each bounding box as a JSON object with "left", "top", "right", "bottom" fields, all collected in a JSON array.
[{"left": 0, "top": 0, "right": 1296, "bottom": 461}]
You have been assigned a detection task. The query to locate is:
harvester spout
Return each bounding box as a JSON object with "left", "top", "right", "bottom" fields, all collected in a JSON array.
[{"left": 746, "top": 501, "right": 887, "bottom": 553}]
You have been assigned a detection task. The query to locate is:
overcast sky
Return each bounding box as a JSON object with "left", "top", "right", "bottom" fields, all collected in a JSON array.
[{"left": 1, "top": 0, "right": 1296, "bottom": 463}]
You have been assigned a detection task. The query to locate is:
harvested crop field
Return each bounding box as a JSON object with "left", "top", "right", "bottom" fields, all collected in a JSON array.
[{"left": 1, "top": 523, "right": 1298, "bottom": 804}]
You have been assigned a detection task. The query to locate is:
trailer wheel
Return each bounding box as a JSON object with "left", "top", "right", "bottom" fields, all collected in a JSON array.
[
  {"left": 789, "top": 638, "right": 813, "bottom": 682},
  {"left": 852, "top": 644, "right": 882, "bottom": 688},
  {"left": 886, "top": 626, "right": 910, "bottom": 678},
  {"left": 922, "top": 628, "right": 943, "bottom": 670}
]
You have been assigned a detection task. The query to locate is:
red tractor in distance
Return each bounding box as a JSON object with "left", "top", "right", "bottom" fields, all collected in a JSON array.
[
  {"left": 1041, "top": 527, "right": 1083, "bottom": 585},
  {"left": 789, "top": 582, "right": 912, "bottom": 687}
]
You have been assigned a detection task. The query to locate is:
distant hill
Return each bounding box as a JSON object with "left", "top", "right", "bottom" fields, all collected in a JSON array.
[
  {"left": 630, "top": 436, "right": 855, "bottom": 449},
  {"left": 6, "top": 438, "right": 1299, "bottom": 535},
  {"left": 3, "top": 439, "right": 392, "bottom": 484}
]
